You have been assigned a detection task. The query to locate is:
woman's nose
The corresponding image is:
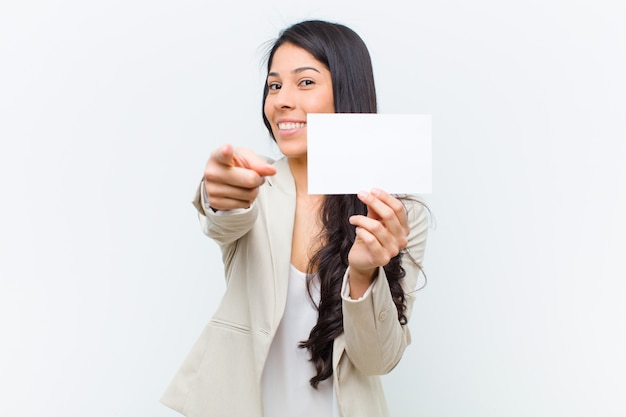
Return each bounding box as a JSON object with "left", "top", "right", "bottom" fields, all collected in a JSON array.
[{"left": 273, "top": 86, "right": 294, "bottom": 109}]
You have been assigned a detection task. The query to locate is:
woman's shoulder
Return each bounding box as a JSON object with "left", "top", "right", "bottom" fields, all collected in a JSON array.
[
  {"left": 397, "top": 195, "right": 430, "bottom": 231},
  {"left": 397, "top": 195, "right": 428, "bottom": 213}
]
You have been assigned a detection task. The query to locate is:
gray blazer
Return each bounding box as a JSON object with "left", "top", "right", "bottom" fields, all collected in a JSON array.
[{"left": 161, "top": 157, "right": 429, "bottom": 417}]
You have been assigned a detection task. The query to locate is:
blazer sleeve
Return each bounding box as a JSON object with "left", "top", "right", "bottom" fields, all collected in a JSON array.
[
  {"left": 340, "top": 198, "right": 428, "bottom": 375},
  {"left": 191, "top": 181, "right": 259, "bottom": 247}
]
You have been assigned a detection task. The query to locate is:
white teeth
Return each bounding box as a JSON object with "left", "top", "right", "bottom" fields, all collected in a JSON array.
[{"left": 278, "top": 122, "right": 306, "bottom": 130}]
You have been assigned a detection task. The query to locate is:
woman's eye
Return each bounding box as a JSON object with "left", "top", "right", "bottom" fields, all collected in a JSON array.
[
  {"left": 299, "top": 79, "right": 314, "bottom": 87},
  {"left": 268, "top": 83, "right": 281, "bottom": 90}
]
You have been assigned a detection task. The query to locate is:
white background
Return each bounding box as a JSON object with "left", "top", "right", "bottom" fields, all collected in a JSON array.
[{"left": 1, "top": 0, "right": 625, "bottom": 416}]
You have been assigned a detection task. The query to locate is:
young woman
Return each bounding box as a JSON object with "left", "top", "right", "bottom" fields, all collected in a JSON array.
[{"left": 162, "top": 20, "right": 428, "bottom": 417}]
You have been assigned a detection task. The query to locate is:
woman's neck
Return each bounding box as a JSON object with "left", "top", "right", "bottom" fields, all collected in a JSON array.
[
  {"left": 288, "top": 156, "right": 310, "bottom": 196},
  {"left": 288, "top": 155, "right": 324, "bottom": 272}
]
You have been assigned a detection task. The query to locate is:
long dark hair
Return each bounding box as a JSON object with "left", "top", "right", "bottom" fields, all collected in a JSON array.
[{"left": 262, "top": 20, "right": 407, "bottom": 388}]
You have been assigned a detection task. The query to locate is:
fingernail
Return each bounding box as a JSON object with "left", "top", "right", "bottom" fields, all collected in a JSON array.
[
  {"left": 357, "top": 191, "right": 369, "bottom": 200},
  {"left": 371, "top": 188, "right": 382, "bottom": 196}
]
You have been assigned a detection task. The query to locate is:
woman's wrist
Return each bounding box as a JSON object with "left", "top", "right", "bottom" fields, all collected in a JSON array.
[{"left": 347, "top": 266, "right": 377, "bottom": 298}]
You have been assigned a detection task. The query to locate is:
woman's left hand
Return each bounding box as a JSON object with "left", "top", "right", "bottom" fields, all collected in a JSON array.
[{"left": 348, "top": 189, "right": 409, "bottom": 287}]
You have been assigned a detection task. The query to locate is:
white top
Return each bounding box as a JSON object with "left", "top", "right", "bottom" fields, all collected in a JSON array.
[{"left": 261, "top": 265, "right": 340, "bottom": 417}]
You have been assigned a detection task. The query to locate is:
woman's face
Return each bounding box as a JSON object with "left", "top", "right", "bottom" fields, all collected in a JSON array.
[{"left": 264, "top": 42, "right": 335, "bottom": 160}]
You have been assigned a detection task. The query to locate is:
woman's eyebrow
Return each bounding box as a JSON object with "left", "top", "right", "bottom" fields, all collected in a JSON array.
[
  {"left": 267, "top": 66, "right": 321, "bottom": 78},
  {"left": 292, "top": 66, "right": 321, "bottom": 74}
]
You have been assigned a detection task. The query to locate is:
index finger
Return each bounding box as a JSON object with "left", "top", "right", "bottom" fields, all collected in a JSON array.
[
  {"left": 232, "top": 148, "right": 277, "bottom": 177},
  {"left": 370, "top": 188, "right": 408, "bottom": 224},
  {"left": 212, "top": 144, "right": 237, "bottom": 167},
  {"left": 357, "top": 189, "right": 408, "bottom": 239},
  {"left": 212, "top": 144, "right": 276, "bottom": 177}
]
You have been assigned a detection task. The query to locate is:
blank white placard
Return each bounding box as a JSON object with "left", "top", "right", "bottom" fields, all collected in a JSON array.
[{"left": 307, "top": 113, "right": 432, "bottom": 195}]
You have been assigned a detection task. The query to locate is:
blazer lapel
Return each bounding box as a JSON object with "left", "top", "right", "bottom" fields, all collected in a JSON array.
[{"left": 264, "top": 158, "right": 296, "bottom": 330}]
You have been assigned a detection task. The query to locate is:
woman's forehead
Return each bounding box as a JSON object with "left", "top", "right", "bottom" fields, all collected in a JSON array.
[{"left": 268, "top": 43, "right": 325, "bottom": 73}]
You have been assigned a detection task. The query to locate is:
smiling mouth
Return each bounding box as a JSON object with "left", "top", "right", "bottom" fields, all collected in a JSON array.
[{"left": 278, "top": 122, "right": 306, "bottom": 130}]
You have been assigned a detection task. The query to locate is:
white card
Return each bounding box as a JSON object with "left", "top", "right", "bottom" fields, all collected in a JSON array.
[{"left": 307, "top": 113, "right": 432, "bottom": 195}]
